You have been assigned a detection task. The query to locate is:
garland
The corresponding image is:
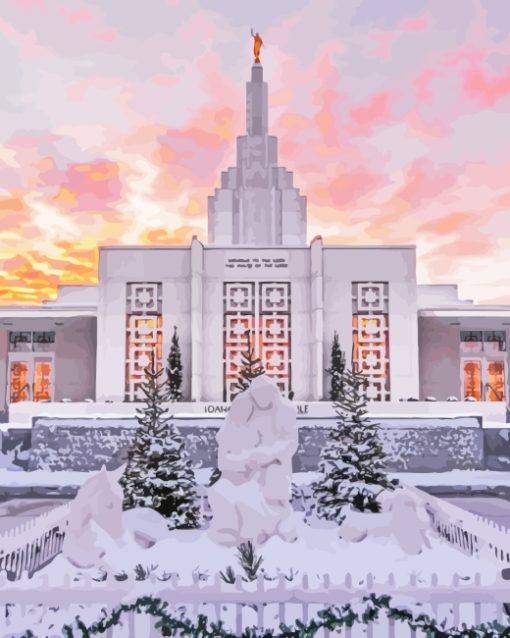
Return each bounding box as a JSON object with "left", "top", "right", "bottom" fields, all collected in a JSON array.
[{"left": 19, "top": 593, "right": 510, "bottom": 638}]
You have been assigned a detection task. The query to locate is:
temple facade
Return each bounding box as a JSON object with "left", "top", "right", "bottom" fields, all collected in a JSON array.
[{"left": 1, "top": 63, "right": 510, "bottom": 418}]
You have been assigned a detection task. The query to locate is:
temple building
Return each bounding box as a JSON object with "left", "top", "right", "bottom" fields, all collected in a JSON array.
[{"left": 1, "top": 62, "right": 510, "bottom": 420}]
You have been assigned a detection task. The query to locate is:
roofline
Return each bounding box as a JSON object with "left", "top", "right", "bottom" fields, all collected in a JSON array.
[
  {"left": 0, "top": 307, "right": 97, "bottom": 319},
  {"left": 419, "top": 308, "right": 510, "bottom": 318},
  {"left": 99, "top": 242, "right": 417, "bottom": 251}
]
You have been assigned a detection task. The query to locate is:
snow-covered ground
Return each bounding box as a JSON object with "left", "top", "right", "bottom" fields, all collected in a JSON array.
[
  {"left": 2, "top": 467, "right": 510, "bottom": 488},
  {"left": 40, "top": 511, "right": 499, "bottom": 590}
]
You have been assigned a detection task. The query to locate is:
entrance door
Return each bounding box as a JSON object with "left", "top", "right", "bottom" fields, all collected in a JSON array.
[
  {"left": 8, "top": 354, "right": 54, "bottom": 403},
  {"left": 461, "top": 358, "right": 506, "bottom": 401}
]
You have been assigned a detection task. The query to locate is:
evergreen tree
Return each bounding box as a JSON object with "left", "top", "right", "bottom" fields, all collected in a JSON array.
[
  {"left": 166, "top": 325, "right": 183, "bottom": 402},
  {"left": 312, "top": 358, "right": 399, "bottom": 522},
  {"left": 325, "top": 331, "right": 346, "bottom": 401},
  {"left": 233, "top": 329, "right": 265, "bottom": 396},
  {"left": 119, "top": 351, "right": 200, "bottom": 529}
]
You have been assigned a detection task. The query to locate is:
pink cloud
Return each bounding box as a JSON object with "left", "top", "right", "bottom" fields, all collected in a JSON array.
[
  {"left": 0, "top": 16, "right": 49, "bottom": 58},
  {"left": 93, "top": 30, "right": 117, "bottom": 43},
  {"left": 348, "top": 92, "right": 392, "bottom": 136},
  {"left": 17, "top": 0, "right": 45, "bottom": 9},
  {"left": 393, "top": 159, "right": 458, "bottom": 210},
  {"left": 149, "top": 74, "right": 178, "bottom": 88},
  {"left": 59, "top": 7, "right": 95, "bottom": 26},
  {"left": 66, "top": 77, "right": 122, "bottom": 102},
  {"left": 464, "top": 65, "right": 510, "bottom": 107},
  {"left": 400, "top": 16, "right": 430, "bottom": 32},
  {"left": 369, "top": 32, "right": 395, "bottom": 61}
]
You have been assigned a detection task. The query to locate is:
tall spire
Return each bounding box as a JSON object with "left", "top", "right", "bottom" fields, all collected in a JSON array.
[
  {"left": 207, "top": 57, "right": 307, "bottom": 246},
  {"left": 246, "top": 64, "right": 268, "bottom": 136}
]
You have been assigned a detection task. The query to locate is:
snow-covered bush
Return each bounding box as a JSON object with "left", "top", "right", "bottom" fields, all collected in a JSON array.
[
  {"left": 119, "top": 352, "right": 200, "bottom": 529},
  {"left": 313, "top": 362, "right": 398, "bottom": 522}
]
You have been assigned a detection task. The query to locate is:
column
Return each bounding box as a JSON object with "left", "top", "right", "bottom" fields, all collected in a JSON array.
[
  {"left": 310, "top": 236, "right": 324, "bottom": 400},
  {"left": 191, "top": 237, "right": 204, "bottom": 401}
]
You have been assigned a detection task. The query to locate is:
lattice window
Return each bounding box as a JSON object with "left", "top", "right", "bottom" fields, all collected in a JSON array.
[
  {"left": 223, "top": 281, "right": 291, "bottom": 401},
  {"left": 352, "top": 282, "right": 390, "bottom": 401},
  {"left": 460, "top": 331, "right": 507, "bottom": 401},
  {"left": 125, "top": 283, "right": 163, "bottom": 402}
]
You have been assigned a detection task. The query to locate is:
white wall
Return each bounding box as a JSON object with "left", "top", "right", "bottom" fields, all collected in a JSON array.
[
  {"left": 322, "top": 246, "right": 419, "bottom": 400},
  {"left": 96, "top": 247, "right": 192, "bottom": 401},
  {"left": 54, "top": 317, "right": 96, "bottom": 401}
]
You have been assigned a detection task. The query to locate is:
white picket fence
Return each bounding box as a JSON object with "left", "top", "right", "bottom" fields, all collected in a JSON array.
[
  {"left": 407, "top": 485, "right": 510, "bottom": 565},
  {"left": 1, "top": 569, "right": 510, "bottom": 637},
  {"left": 0, "top": 501, "right": 71, "bottom": 579}
]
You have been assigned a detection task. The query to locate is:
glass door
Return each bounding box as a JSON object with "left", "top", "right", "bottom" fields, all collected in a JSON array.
[
  {"left": 8, "top": 354, "right": 54, "bottom": 403},
  {"left": 9, "top": 359, "right": 31, "bottom": 403},
  {"left": 461, "top": 358, "right": 506, "bottom": 401},
  {"left": 462, "top": 359, "right": 483, "bottom": 400},
  {"left": 33, "top": 358, "right": 53, "bottom": 401}
]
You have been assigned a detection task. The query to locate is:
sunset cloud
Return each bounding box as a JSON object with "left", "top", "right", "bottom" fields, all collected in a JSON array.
[{"left": 0, "top": 0, "right": 509, "bottom": 304}]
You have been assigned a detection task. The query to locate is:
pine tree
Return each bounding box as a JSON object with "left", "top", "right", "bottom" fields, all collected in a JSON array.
[
  {"left": 312, "top": 359, "right": 399, "bottom": 522},
  {"left": 325, "top": 331, "right": 346, "bottom": 401},
  {"left": 233, "top": 329, "right": 265, "bottom": 396},
  {"left": 119, "top": 351, "right": 200, "bottom": 529},
  {"left": 166, "top": 326, "right": 183, "bottom": 402}
]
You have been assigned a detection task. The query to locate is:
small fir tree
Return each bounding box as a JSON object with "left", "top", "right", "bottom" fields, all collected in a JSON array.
[
  {"left": 312, "top": 357, "right": 398, "bottom": 522},
  {"left": 119, "top": 351, "right": 200, "bottom": 529},
  {"left": 233, "top": 329, "right": 265, "bottom": 396},
  {"left": 325, "top": 331, "right": 346, "bottom": 401},
  {"left": 166, "top": 326, "right": 183, "bottom": 402}
]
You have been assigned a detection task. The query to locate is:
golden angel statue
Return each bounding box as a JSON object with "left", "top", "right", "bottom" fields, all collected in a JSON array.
[{"left": 250, "top": 28, "right": 263, "bottom": 64}]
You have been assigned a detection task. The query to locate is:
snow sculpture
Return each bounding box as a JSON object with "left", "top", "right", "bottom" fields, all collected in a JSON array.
[
  {"left": 388, "top": 491, "right": 431, "bottom": 555},
  {"left": 208, "top": 375, "right": 298, "bottom": 546},
  {"left": 62, "top": 465, "right": 125, "bottom": 568}
]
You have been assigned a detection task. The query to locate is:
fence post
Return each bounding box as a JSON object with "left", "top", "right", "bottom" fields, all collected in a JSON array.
[
  {"left": 301, "top": 573, "right": 309, "bottom": 626},
  {"left": 235, "top": 575, "right": 243, "bottom": 636}
]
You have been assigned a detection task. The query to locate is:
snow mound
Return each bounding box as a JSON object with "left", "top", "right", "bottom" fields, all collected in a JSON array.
[{"left": 123, "top": 507, "right": 170, "bottom": 548}]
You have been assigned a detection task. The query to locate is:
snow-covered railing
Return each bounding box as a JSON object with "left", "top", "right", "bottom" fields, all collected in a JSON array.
[
  {"left": 0, "top": 570, "right": 508, "bottom": 637},
  {"left": 408, "top": 485, "right": 510, "bottom": 564},
  {"left": 0, "top": 501, "right": 71, "bottom": 580}
]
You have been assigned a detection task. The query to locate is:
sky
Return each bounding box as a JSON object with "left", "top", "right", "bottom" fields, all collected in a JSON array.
[{"left": 0, "top": 0, "right": 509, "bottom": 304}]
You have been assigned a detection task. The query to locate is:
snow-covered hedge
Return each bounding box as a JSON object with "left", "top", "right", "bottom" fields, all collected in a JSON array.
[{"left": 28, "top": 417, "right": 484, "bottom": 472}]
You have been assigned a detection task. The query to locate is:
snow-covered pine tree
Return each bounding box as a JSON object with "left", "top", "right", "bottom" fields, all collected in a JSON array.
[
  {"left": 119, "top": 351, "right": 200, "bottom": 529},
  {"left": 232, "top": 329, "right": 265, "bottom": 396},
  {"left": 312, "top": 361, "right": 399, "bottom": 522},
  {"left": 166, "top": 325, "right": 183, "bottom": 402},
  {"left": 325, "top": 331, "right": 346, "bottom": 401}
]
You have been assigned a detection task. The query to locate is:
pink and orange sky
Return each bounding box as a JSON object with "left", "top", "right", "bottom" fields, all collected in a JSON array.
[{"left": 1, "top": 0, "right": 509, "bottom": 304}]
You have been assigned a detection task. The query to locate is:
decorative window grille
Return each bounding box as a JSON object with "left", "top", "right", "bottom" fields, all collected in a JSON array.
[
  {"left": 125, "top": 283, "right": 163, "bottom": 402},
  {"left": 8, "top": 331, "right": 55, "bottom": 353},
  {"left": 352, "top": 282, "right": 390, "bottom": 401},
  {"left": 223, "top": 282, "right": 291, "bottom": 401}
]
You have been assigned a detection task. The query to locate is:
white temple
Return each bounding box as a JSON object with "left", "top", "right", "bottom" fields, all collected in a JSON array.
[{"left": 1, "top": 62, "right": 510, "bottom": 421}]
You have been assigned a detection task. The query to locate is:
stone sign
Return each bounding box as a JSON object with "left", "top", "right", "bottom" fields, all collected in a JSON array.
[{"left": 225, "top": 256, "right": 289, "bottom": 270}]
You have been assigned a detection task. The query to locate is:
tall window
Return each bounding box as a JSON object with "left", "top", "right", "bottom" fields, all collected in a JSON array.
[
  {"left": 8, "top": 331, "right": 55, "bottom": 403},
  {"left": 352, "top": 282, "right": 390, "bottom": 401},
  {"left": 461, "top": 331, "right": 506, "bottom": 401},
  {"left": 125, "top": 283, "right": 163, "bottom": 402},
  {"left": 223, "top": 281, "right": 291, "bottom": 401}
]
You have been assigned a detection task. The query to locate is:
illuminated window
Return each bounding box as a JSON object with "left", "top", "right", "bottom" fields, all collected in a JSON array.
[
  {"left": 460, "top": 331, "right": 506, "bottom": 401},
  {"left": 125, "top": 283, "right": 163, "bottom": 402},
  {"left": 223, "top": 282, "right": 291, "bottom": 401},
  {"left": 352, "top": 282, "right": 390, "bottom": 401},
  {"left": 9, "top": 357, "right": 53, "bottom": 403}
]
